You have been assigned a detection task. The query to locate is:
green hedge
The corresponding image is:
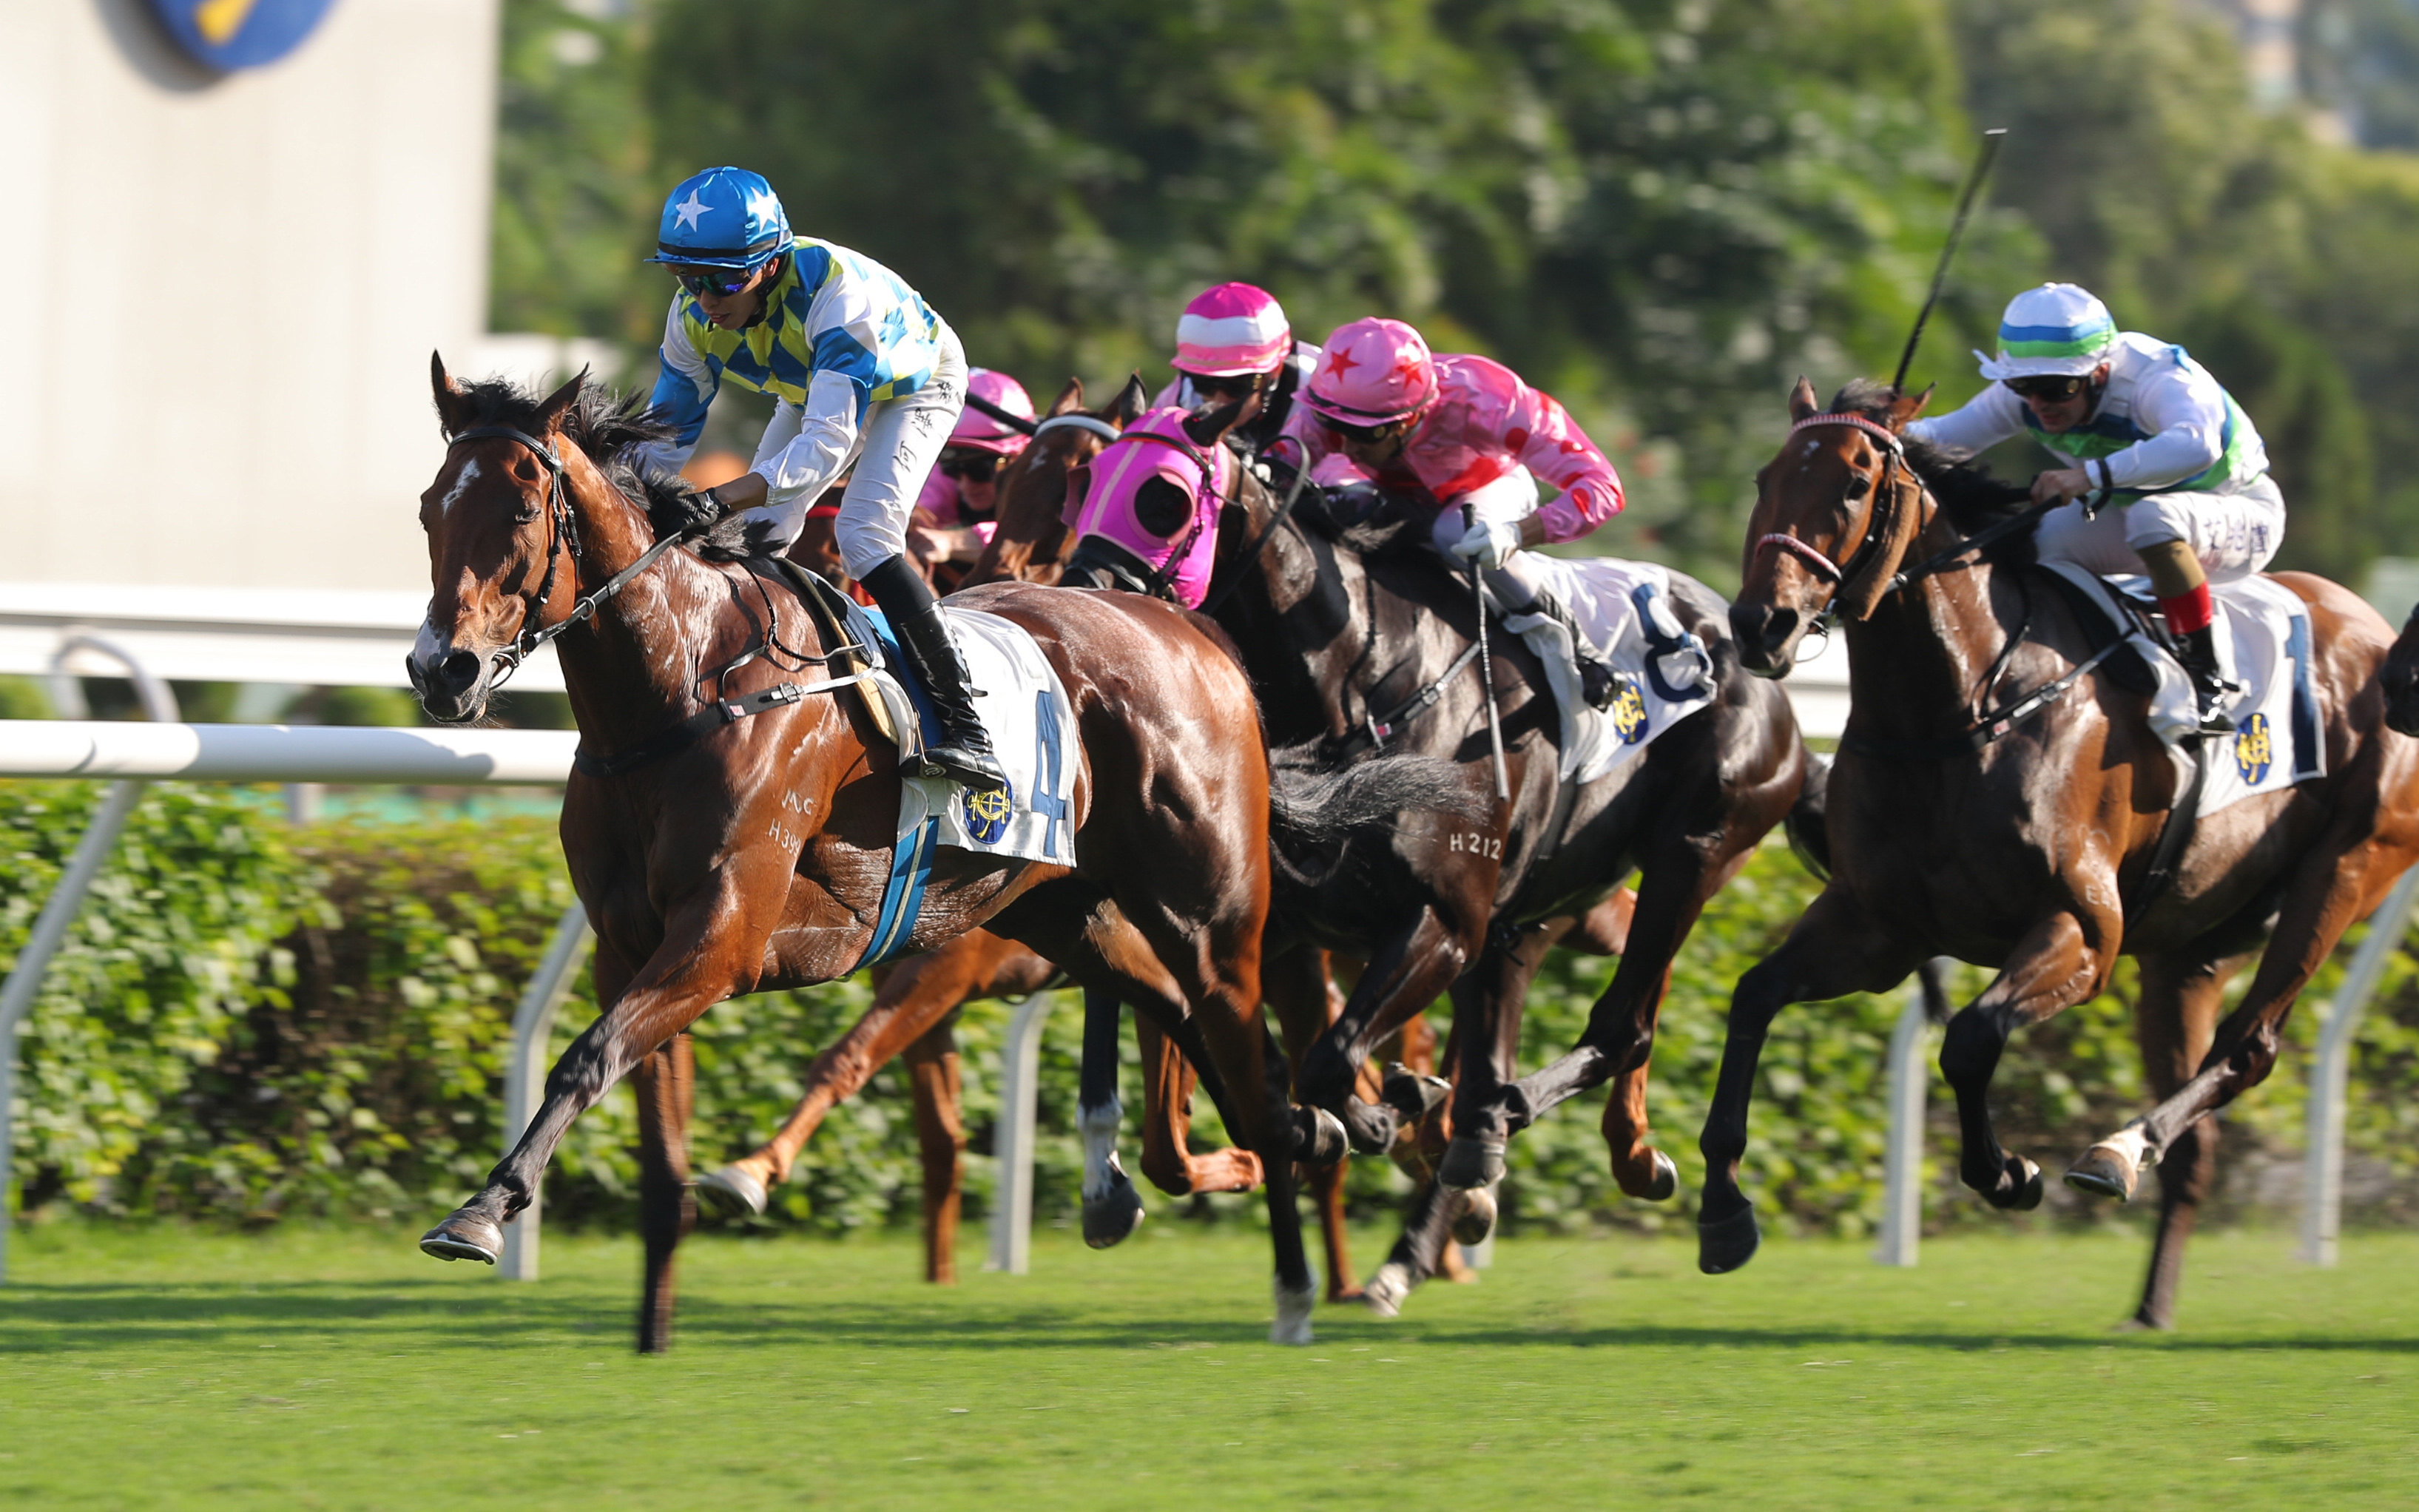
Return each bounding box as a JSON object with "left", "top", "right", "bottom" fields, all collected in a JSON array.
[{"left": 5, "top": 780, "right": 2415, "bottom": 1238}]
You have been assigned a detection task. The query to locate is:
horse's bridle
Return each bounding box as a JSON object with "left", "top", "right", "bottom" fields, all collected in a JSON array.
[
  {"left": 1750, "top": 412, "right": 1913, "bottom": 600},
  {"left": 444, "top": 424, "right": 717, "bottom": 690}
]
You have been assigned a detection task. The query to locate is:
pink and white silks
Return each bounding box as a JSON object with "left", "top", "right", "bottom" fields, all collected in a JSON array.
[
  {"left": 1070, "top": 408, "right": 1235, "bottom": 610},
  {"left": 1301, "top": 351, "right": 1625, "bottom": 544}
]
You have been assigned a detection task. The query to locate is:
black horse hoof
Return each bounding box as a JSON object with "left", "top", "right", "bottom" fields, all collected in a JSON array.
[
  {"left": 1438, "top": 1133, "right": 1506, "bottom": 1190},
  {"left": 1340, "top": 1096, "right": 1397, "bottom": 1155},
  {"left": 1380, "top": 1063, "right": 1451, "bottom": 1125},
  {"left": 1450, "top": 1184, "right": 1499, "bottom": 1246},
  {"left": 1082, "top": 1170, "right": 1147, "bottom": 1249},
  {"left": 419, "top": 1212, "right": 503, "bottom": 1265},
  {"left": 1697, "top": 1204, "right": 1761, "bottom": 1274},
  {"left": 1295, "top": 1106, "right": 1350, "bottom": 1167},
  {"left": 1642, "top": 1150, "right": 1679, "bottom": 1202},
  {"left": 2011, "top": 1157, "right": 2045, "bottom": 1212}
]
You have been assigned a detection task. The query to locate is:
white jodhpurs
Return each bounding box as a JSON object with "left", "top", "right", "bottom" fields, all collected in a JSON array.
[
  {"left": 2032, "top": 473, "right": 2284, "bottom": 586},
  {"left": 832, "top": 325, "right": 969, "bottom": 580}
]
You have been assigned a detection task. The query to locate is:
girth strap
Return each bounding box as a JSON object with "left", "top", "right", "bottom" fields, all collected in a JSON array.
[{"left": 573, "top": 670, "right": 875, "bottom": 777}]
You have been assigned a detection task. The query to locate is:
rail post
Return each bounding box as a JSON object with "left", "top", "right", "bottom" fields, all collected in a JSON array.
[
  {"left": 2301, "top": 865, "right": 2419, "bottom": 1267},
  {"left": 498, "top": 902, "right": 594, "bottom": 1282},
  {"left": 0, "top": 643, "right": 176, "bottom": 1285},
  {"left": 1877, "top": 959, "right": 1951, "bottom": 1268},
  {"left": 985, "top": 990, "right": 1055, "bottom": 1275}
]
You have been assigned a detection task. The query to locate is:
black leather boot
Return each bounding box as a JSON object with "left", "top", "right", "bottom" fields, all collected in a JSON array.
[
  {"left": 1487, "top": 570, "right": 1621, "bottom": 710},
  {"left": 860, "top": 558, "right": 1009, "bottom": 792},
  {"left": 2175, "top": 623, "right": 2241, "bottom": 737}
]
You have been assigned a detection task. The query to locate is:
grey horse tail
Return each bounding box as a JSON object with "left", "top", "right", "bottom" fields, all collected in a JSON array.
[
  {"left": 1266, "top": 744, "right": 1489, "bottom": 899},
  {"left": 1784, "top": 748, "right": 1832, "bottom": 882}
]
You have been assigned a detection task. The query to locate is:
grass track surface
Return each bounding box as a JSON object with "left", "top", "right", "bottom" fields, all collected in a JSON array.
[{"left": 4, "top": 1225, "right": 2415, "bottom": 1509}]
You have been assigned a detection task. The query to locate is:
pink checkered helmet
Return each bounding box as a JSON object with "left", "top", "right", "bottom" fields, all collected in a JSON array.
[
  {"left": 1302, "top": 317, "right": 1437, "bottom": 428},
  {"left": 948, "top": 368, "right": 1036, "bottom": 456},
  {"left": 1172, "top": 283, "right": 1293, "bottom": 378}
]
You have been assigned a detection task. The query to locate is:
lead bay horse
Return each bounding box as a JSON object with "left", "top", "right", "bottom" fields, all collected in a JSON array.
[
  {"left": 1713, "top": 377, "right": 2419, "bottom": 1328},
  {"left": 408, "top": 360, "right": 1379, "bottom": 1348}
]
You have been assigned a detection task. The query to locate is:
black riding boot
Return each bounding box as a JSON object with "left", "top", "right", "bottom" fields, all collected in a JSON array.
[
  {"left": 860, "top": 558, "right": 1010, "bottom": 792},
  {"left": 2175, "top": 623, "right": 2241, "bottom": 736},
  {"left": 1486, "top": 570, "right": 1621, "bottom": 710}
]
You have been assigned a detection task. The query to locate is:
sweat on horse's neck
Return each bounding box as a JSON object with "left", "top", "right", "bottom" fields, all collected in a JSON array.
[
  {"left": 1838, "top": 505, "right": 2017, "bottom": 738},
  {"left": 546, "top": 448, "right": 725, "bottom": 749}
]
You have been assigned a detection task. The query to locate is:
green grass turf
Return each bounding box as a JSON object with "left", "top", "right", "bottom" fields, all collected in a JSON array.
[{"left": 1, "top": 1221, "right": 2415, "bottom": 1509}]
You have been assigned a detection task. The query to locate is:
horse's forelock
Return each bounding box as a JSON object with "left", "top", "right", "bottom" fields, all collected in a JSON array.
[{"left": 443, "top": 374, "right": 695, "bottom": 537}]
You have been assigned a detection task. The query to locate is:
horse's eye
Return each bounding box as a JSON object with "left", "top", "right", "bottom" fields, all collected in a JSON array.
[
  {"left": 1842, "top": 474, "right": 1872, "bottom": 500},
  {"left": 513, "top": 504, "right": 541, "bottom": 525}
]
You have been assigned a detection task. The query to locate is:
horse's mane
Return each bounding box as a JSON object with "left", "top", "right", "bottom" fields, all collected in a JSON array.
[
  {"left": 442, "top": 374, "right": 713, "bottom": 540},
  {"left": 1826, "top": 379, "right": 2035, "bottom": 565}
]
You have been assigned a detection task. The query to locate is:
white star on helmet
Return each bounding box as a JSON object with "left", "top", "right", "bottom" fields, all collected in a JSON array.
[
  {"left": 672, "top": 190, "right": 710, "bottom": 232},
  {"left": 745, "top": 190, "right": 779, "bottom": 226}
]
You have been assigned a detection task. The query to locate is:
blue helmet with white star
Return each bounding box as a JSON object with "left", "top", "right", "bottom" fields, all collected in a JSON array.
[{"left": 645, "top": 166, "right": 793, "bottom": 271}]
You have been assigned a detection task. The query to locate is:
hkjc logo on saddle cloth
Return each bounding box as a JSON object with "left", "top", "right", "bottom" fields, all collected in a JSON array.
[
  {"left": 2233, "top": 711, "right": 2274, "bottom": 786},
  {"left": 1607, "top": 675, "right": 1652, "bottom": 746}
]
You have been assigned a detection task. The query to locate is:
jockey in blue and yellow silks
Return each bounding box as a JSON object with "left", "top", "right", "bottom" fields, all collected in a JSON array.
[
  {"left": 1907, "top": 283, "right": 2284, "bottom": 733},
  {"left": 635, "top": 165, "right": 1004, "bottom": 792}
]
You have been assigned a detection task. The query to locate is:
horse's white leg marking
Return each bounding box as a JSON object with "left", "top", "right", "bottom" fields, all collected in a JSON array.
[{"left": 1077, "top": 1095, "right": 1127, "bottom": 1204}]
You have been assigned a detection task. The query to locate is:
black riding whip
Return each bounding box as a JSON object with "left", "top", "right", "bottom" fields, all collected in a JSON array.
[
  {"left": 962, "top": 389, "right": 1042, "bottom": 436},
  {"left": 1891, "top": 127, "right": 2008, "bottom": 397},
  {"left": 1465, "top": 505, "right": 1512, "bottom": 803}
]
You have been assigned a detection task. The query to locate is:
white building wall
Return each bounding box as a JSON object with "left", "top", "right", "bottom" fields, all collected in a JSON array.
[{"left": 0, "top": 0, "right": 499, "bottom": 594}]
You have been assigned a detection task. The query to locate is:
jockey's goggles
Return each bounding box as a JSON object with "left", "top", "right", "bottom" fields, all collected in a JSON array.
[
  {"left": 1183, "top": 370, "right": 1264, "bottom": 402},
  {"left": 1321, "top": 416, "right": 1409, "bottom": 445},
  {"left": 2005, "top": 374, "right": 2091, "bottom": 402},
  {"left": 674, "top": 266, "right": 758, "bottom": 298},
  {"left": 939, "top": 450, "right": 1002, "bottom": 483}
]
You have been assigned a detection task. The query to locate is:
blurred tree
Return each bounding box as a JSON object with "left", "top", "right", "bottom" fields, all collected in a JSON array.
[{"left": 490, "top": 0, "right": 662, "bottom": 346}]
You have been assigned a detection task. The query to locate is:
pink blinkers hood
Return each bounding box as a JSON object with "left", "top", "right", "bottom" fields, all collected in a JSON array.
[{"left": 1071, "top": 407, "right": 1234, "bottom": 610}]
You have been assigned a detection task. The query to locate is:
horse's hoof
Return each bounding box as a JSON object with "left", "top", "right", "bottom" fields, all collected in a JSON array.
[
  {"left": 1642, "top": 1150, "right": 1679, "bottom": 1202},
  {"left": 1296, "top": 1105, "right": 1349, "bottom": 1167},
  {"left": 1271, "top": 1275, "right": 1318, "bottom": 1346},
  {"left": 1082, "top": 1170, "right": 1147, "bottom": 1249},
  {"left": 1340, "top": 1097, "right": 1397, "bottom": 1155},
  {"left": 2010, "top": 1156, "right": 2045, "bottom": 1212},
  {"left": 1450, "top": 1184, "right": 1499, "bottom": 1247},
  {"left": 419, "top": 1212, "right": 502, "bottom": 1265},
  {"left": 1361, "top": 1260, "right": 1413, "bottom": 1320},
  {"left": 2064, "top": 1147, "right": 2139, "bottom": 1202},
  {"left": 1380, "top": 1063, "right": 1451, "bottom": 1124},
  {"left": 1697, "top": 1203, "right": 1761, "bottom": 1275},
  {"left": 1438, "top": 1132, "right": 1506, "bottom": 1190},
  {"left": 694, "top": 1164, "right": 770, "bottom": 1219}
]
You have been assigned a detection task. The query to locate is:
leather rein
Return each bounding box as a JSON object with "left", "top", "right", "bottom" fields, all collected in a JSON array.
[{"left": 442, "top": 425, "right": 875, "bottom": 775}]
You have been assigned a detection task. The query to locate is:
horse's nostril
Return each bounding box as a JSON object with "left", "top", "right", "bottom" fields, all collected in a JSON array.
[{"left": 438, "top": 649, "right": 483, "bottom": 692}]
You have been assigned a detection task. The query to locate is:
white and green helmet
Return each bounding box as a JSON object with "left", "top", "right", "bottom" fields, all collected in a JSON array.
[{"left": 1975, "top": 283, "right": 2117, "bottom": 380}]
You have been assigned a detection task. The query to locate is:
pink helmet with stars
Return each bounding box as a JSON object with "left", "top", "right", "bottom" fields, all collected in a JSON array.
[
  {"left": 1172, "top": 283, "right": 1293, "bottom": 377},
  {"left": 948, "top": 368, "right": 1036, "bottom": 456},
  {"left": 1302, "top": 317, "right": 1437, "bottom": 428}
]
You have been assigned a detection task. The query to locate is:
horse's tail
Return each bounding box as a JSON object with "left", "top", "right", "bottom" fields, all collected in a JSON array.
[
  {"left": 1266, "top": 743, "right": 1488, "bottom": 898},
  {"left": 1784, "top": 748, "right": 1833, "bottom": 882}
]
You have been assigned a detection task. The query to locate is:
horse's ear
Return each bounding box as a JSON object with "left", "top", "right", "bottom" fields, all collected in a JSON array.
[
  {"left": 1109, "top": 373, "right": 1150, "bottom": 427},
  {"left": 1787, "top": 374, "right": 1819, "bottom": 422},
  {"left": 1181, "top": 394, "right": 1251, "bottom": 449},
  {"left": 431, "top": 351, "right": 475, "bottom": 437},
  {"left": 534, "top": 367, "right": 590, "bottom": 437},
  {"left": 1889, "top": 384, "right": 1934, "bottom": 428},
  {"left": 1047, "top": 378, "right": 1085, "bottom": 417}
]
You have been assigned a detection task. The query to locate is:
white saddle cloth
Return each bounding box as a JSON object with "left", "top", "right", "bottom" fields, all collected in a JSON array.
[
  {"left": 1500, "top": 557, "right": 1718, "bottom": 785},
  {"left": 2040, "top": 563, "right": 2323, "bottom": 818}
]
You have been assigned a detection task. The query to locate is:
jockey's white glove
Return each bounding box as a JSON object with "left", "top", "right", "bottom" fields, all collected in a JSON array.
[{"left": 1449, "top": 517, "right": 1523, "bottom": 570}]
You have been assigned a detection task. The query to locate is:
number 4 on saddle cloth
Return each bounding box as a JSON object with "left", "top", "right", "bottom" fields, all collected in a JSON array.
[
  {"left": 2038, "top": 564, "right": 2323, "bottom": 817},
  {"left": 829, "top": 590, "right": 1079, "bottom": 968}
]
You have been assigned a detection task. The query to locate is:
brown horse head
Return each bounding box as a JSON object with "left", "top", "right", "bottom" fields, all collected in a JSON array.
[
  {"left": 411, "top": 354, "right": 669, "bottom": 722},
  {"left": 962, "top": 374, "right": 1150, "bottom": 587},
  {"left": 1731, "top": 377, "right": 1932, "bottom": 676}
]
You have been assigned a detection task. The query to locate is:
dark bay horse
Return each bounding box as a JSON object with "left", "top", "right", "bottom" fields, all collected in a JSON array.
[
  {"left": 408, "top": 360, "right": 1352, "bottom": 1348},
  {"left": 1713, "top": 377, "right": 2419, "bottom": 1328},
  {"left": 1187, "top": 416, "right": 1806, "bottom": 1309}
]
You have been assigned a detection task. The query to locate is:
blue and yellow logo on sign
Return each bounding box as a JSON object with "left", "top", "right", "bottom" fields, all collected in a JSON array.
[
  {"left": 2233, "top": 711, "right": 2273, "bottom": 785},
  {"left": 1609, "top": 675, "right": 1650, "bottom": 746},
  {"left": 960, "top": 783, "right": 1015, "bottom": 846},
  {"left": 147, "top": 0, "right": 339, "bottom": 72}
]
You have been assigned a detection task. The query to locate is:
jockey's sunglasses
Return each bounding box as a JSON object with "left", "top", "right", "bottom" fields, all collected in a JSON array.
[
  {"left": 1322, "top": 416, "right": 1404, "bottom": 445},
  {"left": 939, "top": 451, "right": 1001, "bottom": 482},
  {"left": 674, "top": 267, "right": 755, "bottom": 298},
  {"left": 2005, "top": 374, "right": 2091, "bottom": 402},
  {"left": 1184, "top": 371, "right": 1263, "bottom": 402}
]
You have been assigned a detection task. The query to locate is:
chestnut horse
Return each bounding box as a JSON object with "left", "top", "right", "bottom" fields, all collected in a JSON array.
[
  {"left": 1712, "top": 377, "right": 2419, "bottom": 1328},
  {"left": 408, "top": 361, "right": 1354, "bottom": 1349}
]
